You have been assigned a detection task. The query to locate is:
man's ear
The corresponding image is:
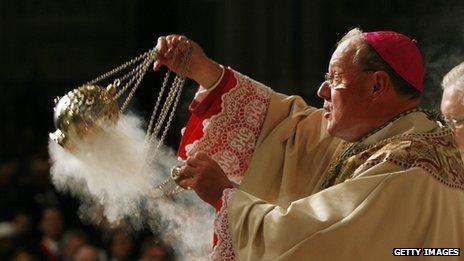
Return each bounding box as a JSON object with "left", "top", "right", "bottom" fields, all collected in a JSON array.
[{"left": 371, "top": 71, "right": 390, "bottom": 99}]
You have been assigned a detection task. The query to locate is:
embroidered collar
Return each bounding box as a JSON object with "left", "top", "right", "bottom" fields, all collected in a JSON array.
[{"left": 321, "top": 108, "right": 442, "bottom": 190}]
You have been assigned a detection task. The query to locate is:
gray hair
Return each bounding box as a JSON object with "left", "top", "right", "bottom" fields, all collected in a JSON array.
[
  {"left": 442, "top": 62, "right": 464, "bottom": 91},
  {"left": 337, "top": 28, "right": 420, "bottom": 98}
]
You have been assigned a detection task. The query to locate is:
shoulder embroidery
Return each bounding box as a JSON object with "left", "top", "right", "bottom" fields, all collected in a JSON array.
[{"left": 337, "top": 130, "right": 464, "bottom": 190}]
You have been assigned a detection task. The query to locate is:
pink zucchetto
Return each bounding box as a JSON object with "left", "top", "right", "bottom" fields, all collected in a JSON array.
[{"left": 363, "top": 31, "right": 424, "bottom": 92}]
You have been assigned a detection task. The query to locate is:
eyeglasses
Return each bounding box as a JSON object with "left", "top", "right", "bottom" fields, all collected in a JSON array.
[
  {"left": 324, "top": 70, "right": 375, "bottom": 87},
  {"left": 444, "top": 116, "right": 464, "bottom": 130}
]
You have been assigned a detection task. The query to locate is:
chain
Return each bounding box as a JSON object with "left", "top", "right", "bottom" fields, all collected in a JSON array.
[
  {"left": 120, "top": 49, "right": 158, "bottom": 112},
  {"left": 154, "top": 76, "right": 185, "bottom": 155},
  {"left": 114, "top": 60, "right": 148, "bottom": 99},
  {"left": 148, "top": 43, "right": 192, "bottom": 146},
  {"left": 145, "top": 70, "right": 171, "bottom": 141},
  {"left": 84, "top": 49, "right": 154, "bottom": 86},
  {"left": 80, "top": 46, "right": 158, "bottom": 114},
  {"left": 148, "top": 78, "right": 179, "bottom": 143},
  {"left": 81, "top": 39, "right": 192, "bottom": 198},
  {"left": 148, "top": 43, "right": 193, "bottom": 198},
  {"left": 148, "top": 177, "right": 185, "bottom": 199}
]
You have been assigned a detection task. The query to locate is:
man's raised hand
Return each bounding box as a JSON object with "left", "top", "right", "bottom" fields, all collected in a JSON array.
[{"left": 154, "top": 35, "right": 223, "bottom": 89}]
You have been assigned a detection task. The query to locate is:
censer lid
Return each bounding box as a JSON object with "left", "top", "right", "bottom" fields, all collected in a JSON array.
[{"left": 50, "top": 84, "right": 119, "bottom": 150}]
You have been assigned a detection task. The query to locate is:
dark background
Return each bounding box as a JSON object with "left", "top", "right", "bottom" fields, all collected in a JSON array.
[
  {"left": 1, "top": 0, "right": 464, "bottom": 259},
  {"left": 2, "top": 0, "right": 464, "bottom": 160}
]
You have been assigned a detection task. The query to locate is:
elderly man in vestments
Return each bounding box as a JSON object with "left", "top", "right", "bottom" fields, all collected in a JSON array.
[
  {"left": 154, "top": 28, "right": 464, "bottom": 260},
  {"left": 442, "top": 61, "right": 464, "bottom": 160}
]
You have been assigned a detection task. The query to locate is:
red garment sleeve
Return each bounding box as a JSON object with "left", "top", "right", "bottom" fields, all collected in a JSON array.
[{"left": 177, "top": 68, "right": 237, "bottom": 159}]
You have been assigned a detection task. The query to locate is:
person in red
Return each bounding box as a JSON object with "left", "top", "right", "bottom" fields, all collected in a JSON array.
[{"left": 154, "top": 29, "right": 464, "bottom": 260}]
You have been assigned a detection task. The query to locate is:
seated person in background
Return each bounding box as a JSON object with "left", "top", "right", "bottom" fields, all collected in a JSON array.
[{"left": 441, "top": 61, "right": 464, "bottom": 160}]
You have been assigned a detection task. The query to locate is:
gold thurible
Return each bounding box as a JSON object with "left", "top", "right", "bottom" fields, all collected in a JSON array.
[
  {"left": 49, "top": 84, "right": 119, "bottom": 150},
  {"left": 49, "top": 47, "right": 158, "bottom": 151},
  {"left": 49, "top": 44, "right": 192, "bottom": 198}
]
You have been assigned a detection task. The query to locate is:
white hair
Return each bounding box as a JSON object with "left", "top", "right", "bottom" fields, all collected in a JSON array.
[
  {"left": 442, "top": 62, "right": 464, "bottom": 92},
  {"left": 337, "top": 28, "right": 366, "bottom": 65}
]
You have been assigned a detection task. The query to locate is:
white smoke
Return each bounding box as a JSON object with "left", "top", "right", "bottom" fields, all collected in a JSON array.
[{"left": 49, "top": 113, "right": 214, "bottom": 259}]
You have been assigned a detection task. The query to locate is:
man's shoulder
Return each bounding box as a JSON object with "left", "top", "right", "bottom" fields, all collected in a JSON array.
[{"left": 361, "top": 130, "right": 464, "bottom": 189}]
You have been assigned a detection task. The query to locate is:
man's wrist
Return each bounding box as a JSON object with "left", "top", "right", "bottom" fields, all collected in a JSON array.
[
  {"left": 194, "top": 60, "right": 223, "bottom": 89},
  {"left": 206, "top": 182, "right": 232, "bottom": 207},
  {"left": 213, "top": 184, "right": 234, "bottom": 209}
]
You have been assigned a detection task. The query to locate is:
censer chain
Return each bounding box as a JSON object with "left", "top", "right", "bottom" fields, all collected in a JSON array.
[
  {"left": 147, "top": 43, "right": 192, "bottom": 146},
  {"left": 145, "top": 70, "right": 171, "bottom": 141},
  {"left": 153, "top": 76, "right": 185, "bottom": 154},
  {"left": 84, "top": 48, "right": 155, "bottom": 87},
  {"left": 148, "top": 44, "right": 192, "bottom": 198},
  {"left": 120, "top": 48, "right": 158, "bottom": 112},
  {"left": 148, "top": 76, "right": 181, "bottom": 144},
  {"left": 82, "top": 41, "right": 193, "bottom": 199}
]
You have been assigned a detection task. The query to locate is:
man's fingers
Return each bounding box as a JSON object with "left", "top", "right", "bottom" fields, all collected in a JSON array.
[
  {"left": 194, "top": 152, "right": 211, "bottom": 161},
  {"left": 178, "top": 177, "right": 196, "bottom": 190},
  {"left": 165, "top": 46, "right": 178, "bottom": 60},
  {"left": 153, "top": 60, "right": 161, "bottom": 71},
  {"left": 156, "top": 37, "right": 168, "bottom": 55},
  {"left": 163, "top": 35, "right": 190, "bottom": 61},
  {"left": 181, "top": 165, "right": 193, "bottom": 175},
  {"left": 171, "top": 35, "right": 181, "bottom": 45},
  {"left": 170, "top": 34, "right": 186, "bottom": 42},
  {"left": 153, "top": 61, "right": 158, "bottom": 71},
  {"left": 186, "top": 152, "right": 215, "bottom": 167},
  {"left": 155, "top": 34, "right": 193, "bottom": 65},
  {"left": 171, "top": 35, "right": 187, "bottom": 47},
  {"left": 186, "top": 156, "right": 206, "bottom": 167},
  {"left": 166, "top": 35, "right": 175, "bottom": 43},
  {"left": 176, "top": 40, "right": 191, "bottom": 57},
  {"left": 153, "top": 56, "right": 168, "bottom": 71}
]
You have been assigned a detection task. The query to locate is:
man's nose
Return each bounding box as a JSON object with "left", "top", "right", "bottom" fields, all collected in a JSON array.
[{"left": 317, "top": 81, "right": 331, "bottom": 101}]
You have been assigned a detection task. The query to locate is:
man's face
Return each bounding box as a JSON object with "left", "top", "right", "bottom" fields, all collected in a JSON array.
[
  {"left": 317, "top": 39, "right": 375, "bottom": 141},
  {"left": 441, "top": 86, "right": 464, "bottom": 158}
]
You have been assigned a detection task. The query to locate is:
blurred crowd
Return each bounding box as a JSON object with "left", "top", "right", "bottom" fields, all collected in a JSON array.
[{"left": 0, "top": 149, "right": 175, "bottom": 261}]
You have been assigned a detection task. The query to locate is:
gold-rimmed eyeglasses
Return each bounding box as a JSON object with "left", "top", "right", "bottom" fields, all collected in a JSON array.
[{"left": 324, "top": 70, "right": 375, "bottom": 87}]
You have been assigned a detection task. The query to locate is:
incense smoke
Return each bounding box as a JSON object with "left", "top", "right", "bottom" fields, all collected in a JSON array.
[{"left": 49, "top": 113, "right": 214, "bottom": 259}]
